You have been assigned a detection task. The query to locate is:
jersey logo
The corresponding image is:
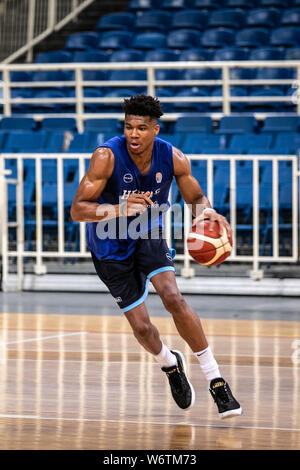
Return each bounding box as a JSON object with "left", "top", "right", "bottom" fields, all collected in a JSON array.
[
  {"left": 123, "top": 173, "right": 133, "bottom": 183},
  {"left": 156, "top": 172, "right": 162, "bottom": 183},
  {"left": 114, "top": 297, "right": 122, "bottom": 303},
  {"left": 166, "top": 252, "right": 172, "bottom": 261}
]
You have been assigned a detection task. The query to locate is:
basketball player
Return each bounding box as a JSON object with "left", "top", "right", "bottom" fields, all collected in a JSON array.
[{"left": 71, "top": 95, "right": 242, "bottom": 419}]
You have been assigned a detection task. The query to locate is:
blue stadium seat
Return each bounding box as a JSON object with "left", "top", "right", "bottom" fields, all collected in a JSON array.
[
  {"left": 226, "top": 0, "right": 258, "bottom": 7},
  {"left": 179, "top": 48, "right": 211, "bottom": 60},
  {"left": 83, "top": 88, "right": 103, "bottom": 112},
  {"left": 284, "top": 47, "right": 300, "bottom": 59},
  {"left": 145, "top": 48, "right": 179, "bottom": 61},
  {"left": 84, "top": 118, "right": 121, "bottom": 133},
  {"left": 181, "top": 134, "right": 228, "bottom": 153},
  {"left": 155, "top": 69, "right": 181, "bottom": 82},
  {"left": 249, "top": 47, "right": 283, "bottom": 60},
  {"left": 127, "top": 0, "right": 155, "bottom": 11},
  {"left": 132, "top": 32, "right": 167, "bottom": 49},
  {"left": 67, "top": 133, "right": 90, "bottom": 152},
  {"left": 71, "top": 50, "right": 109, "bottom": 62},
  {"left": 216, "top": 116, "right": 258, "bottom": 134},
  {"left": 227, "top": 133, "right": 273, "bottom": 154},
  {"left": 174, "top": 116, "right": 213, "bottom": 133},
  {"left": 65, "top": 32, "right": 98, "bottom": 50},
  {"left": 247, "top": 88, "right": 286, "bottom": 111},
  {"left": 171, "top": 9, "right": 208, "bottom": 30},
  {"left": 135, "top": 10, "right": 172, "bottom": 32},
  {"left": 96, "top": 12, "right": 135, "bottom": 31},
  {"left": 9, "top": 71, "right": 31, "bottom": 82},
  {"left": 246, "top": 8, "right": 280, "bottom": 28},
  {"left": 0, "top": 117, "right": 36, "bottom": 130},
  {"left": 172, "top": 87, "right": 209, "bottom": 112},
  {"left": 235, "top": 28, "right": 270, "bottom": 47},
  {"left": 209, "top": 9, "right": 246, "bottom": 29},
  {"left": 30, "top": 89, "right": 71, "bottom": 113},
  {"left": 161, "top": 0, "right": 192, "bottom": 10},
  {"left": 229, "top": 68, "right": 256, "bottom": 79},
  {"left": 210, "top": 87, "right": 248, "bottom": 112},
  {"left": 213, "top": 47, "right": 249, "bottom": 60},
  {"left": 0, "top": 132, "right": 7, "bottom": 149},
  {"left": 280, "top": 8, "right": 300, "bottom": 25},
  {"left": 167, "top": 29, "right": 201, "bottom": 49},
  {"left": 261, "top": 116, "right": 299, "bottom": 132},
  {"left": 44, "top": 133, "right": 65, "bottom": 152},
  {"left": 99, "top": 31, "right": 134, "bottom": 50},
  {"left": 270, "top": 27, "right": 300, "bottom": 46},
  {"left": 183, "top": 68, "right": 220, "bottom": 81},
  {"left": 273, "top": 132, "right": 300, "bottom": 153},
  {"left": 41, "top": 118, "right": 77, "bottom": 132},
  {"left": 109, "top": 69, "right": 147, "bottom": 82},
  {"left": 4, "top": 131, "right": 47, "bottom": 152},
  {"left": 256, "top": 67, "right": 296, "bottom": 80},
  {"left": 193, "top": 0, "right": 223, "bottom": 8},
  {"left": 34, "top": 51, "right": 72, "bottom": 63},
  {"left": 110, "top": 49, "right": 145, "bottom": 62},
  {"left": 258, "top": 0, "right": 292, "bottom": 7},
  {"left": 200, "top": 28, "right": 235, "bottom": 48}
]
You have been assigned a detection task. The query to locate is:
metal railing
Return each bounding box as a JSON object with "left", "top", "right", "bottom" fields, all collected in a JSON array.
[
  {"left": 0, "top": 0, "right": 95, "bottom": 63},
  {"left": 0, "top": 153, "right": 298, "bottom": 291},
  {"left": 0, "top": 60, "right": 300, "bottom": 131}
]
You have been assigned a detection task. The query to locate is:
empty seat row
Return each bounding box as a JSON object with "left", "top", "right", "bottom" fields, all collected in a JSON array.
[
  {"left": 62, "top": 27, "right": 300, "bottom": 51},
  {"left": 1, "top": 115, "right": 299, "bottom": 134},
  {"left": 128, "top": 0, "right": 300, "bottom": 12},
  {"left": 97, "top": 8, "right": 300, "bottom": 33},
  {"left": 33, "top": 46, "right": 300, "bottom": 64}
]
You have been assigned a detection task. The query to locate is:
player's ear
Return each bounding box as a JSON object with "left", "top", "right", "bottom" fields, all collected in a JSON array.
[{"left": 154, "top": 122, "right": 160, "bottom": 136}]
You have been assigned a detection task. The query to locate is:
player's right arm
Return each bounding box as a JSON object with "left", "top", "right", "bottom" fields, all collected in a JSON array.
[{"left": 70, "top": 147, "right": 152, "bottom": 222}]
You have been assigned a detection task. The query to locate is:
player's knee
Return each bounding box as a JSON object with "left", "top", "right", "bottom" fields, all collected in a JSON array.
[
  {"left": 132, "top": 320, "right": 152, "bottom": 340},
  {"left": 161, "top": 289, "right": 185, "bottom": 314}
]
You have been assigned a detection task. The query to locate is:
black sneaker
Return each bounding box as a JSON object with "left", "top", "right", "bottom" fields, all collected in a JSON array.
[
  {"left": 209, "top": 377, "right": 242, "bottom": 419},
  {"left": 162, "top": 350, "right": 195, "bottom": 410}
]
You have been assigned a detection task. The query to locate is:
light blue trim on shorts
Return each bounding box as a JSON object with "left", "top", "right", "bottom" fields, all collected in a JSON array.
[
  {"left": 147, "top": 265, "right": 176, "bottom": 280},
  {"left": 122, "top": 279, "right": 150, "bottom": 313},
  {"left": 122, "top": 266, "right": 175, "bottom": 313}
]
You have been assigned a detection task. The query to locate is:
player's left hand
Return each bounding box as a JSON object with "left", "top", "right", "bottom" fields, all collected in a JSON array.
[{"left": 193, "top": 209, "right": 232, "bottom": 240}]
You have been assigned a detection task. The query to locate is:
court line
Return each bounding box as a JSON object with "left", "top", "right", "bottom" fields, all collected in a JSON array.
[
  {"left": 0, "top": 332, "right": 86, "bottom": 346},
  {"left": 0, "top": 358, "right": 297, "bottom": 369},
  {"left": 0, "top": 413, "right": 299, "bottom": 433}
]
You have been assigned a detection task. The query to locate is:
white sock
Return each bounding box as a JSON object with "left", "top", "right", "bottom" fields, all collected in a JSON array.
[
  {"left": 194, "top": 346, "right": 221, "bottom": 382},
  {"left": 154, "top": 342, "right": 178, "bottom": 368}
]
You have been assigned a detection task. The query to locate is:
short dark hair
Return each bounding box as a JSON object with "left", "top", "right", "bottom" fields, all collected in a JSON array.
[{"left": 123, "top": 94, "right": 163, "bottom": 119}]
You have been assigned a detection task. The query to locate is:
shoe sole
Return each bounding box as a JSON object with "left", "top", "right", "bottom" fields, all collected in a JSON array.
[
  {"left": 172, "top": 349, "right": 195, "bottom": 411},
  {"left": 220, "top": 407, "right": 243, "bottom": 419}
]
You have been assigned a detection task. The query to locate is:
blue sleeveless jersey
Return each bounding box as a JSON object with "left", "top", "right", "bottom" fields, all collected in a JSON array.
[{"left": 86, "top": 135, "right": 174, "bottom": 260}]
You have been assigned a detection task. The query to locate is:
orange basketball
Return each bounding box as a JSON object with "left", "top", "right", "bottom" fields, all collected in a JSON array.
[{"left": 187, "top": 218, "right": 233, "bottom": 266}]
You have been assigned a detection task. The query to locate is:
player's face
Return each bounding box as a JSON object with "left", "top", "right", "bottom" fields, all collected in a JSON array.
[{"left": 124, "top": 115, "right": 159, "bottom": 156}]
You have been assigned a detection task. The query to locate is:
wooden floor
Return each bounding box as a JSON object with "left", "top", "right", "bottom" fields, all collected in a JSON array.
[{"left": 0, "top": 311, "right": 299, "bottom": 450}]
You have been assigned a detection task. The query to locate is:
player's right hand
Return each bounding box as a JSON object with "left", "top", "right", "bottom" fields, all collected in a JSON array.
[{"left": 120, "top": 191, "right": 153, "bottom": 216}]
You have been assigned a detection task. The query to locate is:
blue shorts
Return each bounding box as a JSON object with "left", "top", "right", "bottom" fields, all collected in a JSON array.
[{"left": 91, "top": 236, "right": 175, "bottom": 312}]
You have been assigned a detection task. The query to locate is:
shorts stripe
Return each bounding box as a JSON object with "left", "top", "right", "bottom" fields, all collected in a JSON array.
[
  {"left": 147, "top": 266, "right": 175, "bottom": 280},
  {"left": 122, "top": 279, "right": 150, "bottom": 313}
]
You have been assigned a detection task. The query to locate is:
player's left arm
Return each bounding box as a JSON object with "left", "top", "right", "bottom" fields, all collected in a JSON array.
[{"left": 173, "top": 147, "right": 232, "bottom": 238}]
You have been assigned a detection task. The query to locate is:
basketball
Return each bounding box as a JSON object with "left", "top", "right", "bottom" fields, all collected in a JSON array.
[{"left": 187, "top": 218, "right": 233, "bottom": 266}]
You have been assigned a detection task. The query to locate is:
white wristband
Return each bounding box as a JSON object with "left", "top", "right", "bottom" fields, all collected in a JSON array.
[{"left": 203, "top": 208, "right": 216, "bottom": 215}]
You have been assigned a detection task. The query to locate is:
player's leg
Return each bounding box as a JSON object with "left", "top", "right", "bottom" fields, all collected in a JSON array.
[
  {"left": 91, "top": 249, "right": 194, "bottom": 409},
  {"left": 150, "top": 269, "right": 242, "bottom": 418},
  {"left": 123, "top": 300, "right": 195, "bottom": 410}
]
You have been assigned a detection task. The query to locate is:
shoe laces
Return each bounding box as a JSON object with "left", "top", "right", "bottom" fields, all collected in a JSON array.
[
  {"left": 168, "top": 367, "right": 185, "bottom": 393},
  {"left": 214, "top": 383, "right": 230, "bottom": 403}
]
